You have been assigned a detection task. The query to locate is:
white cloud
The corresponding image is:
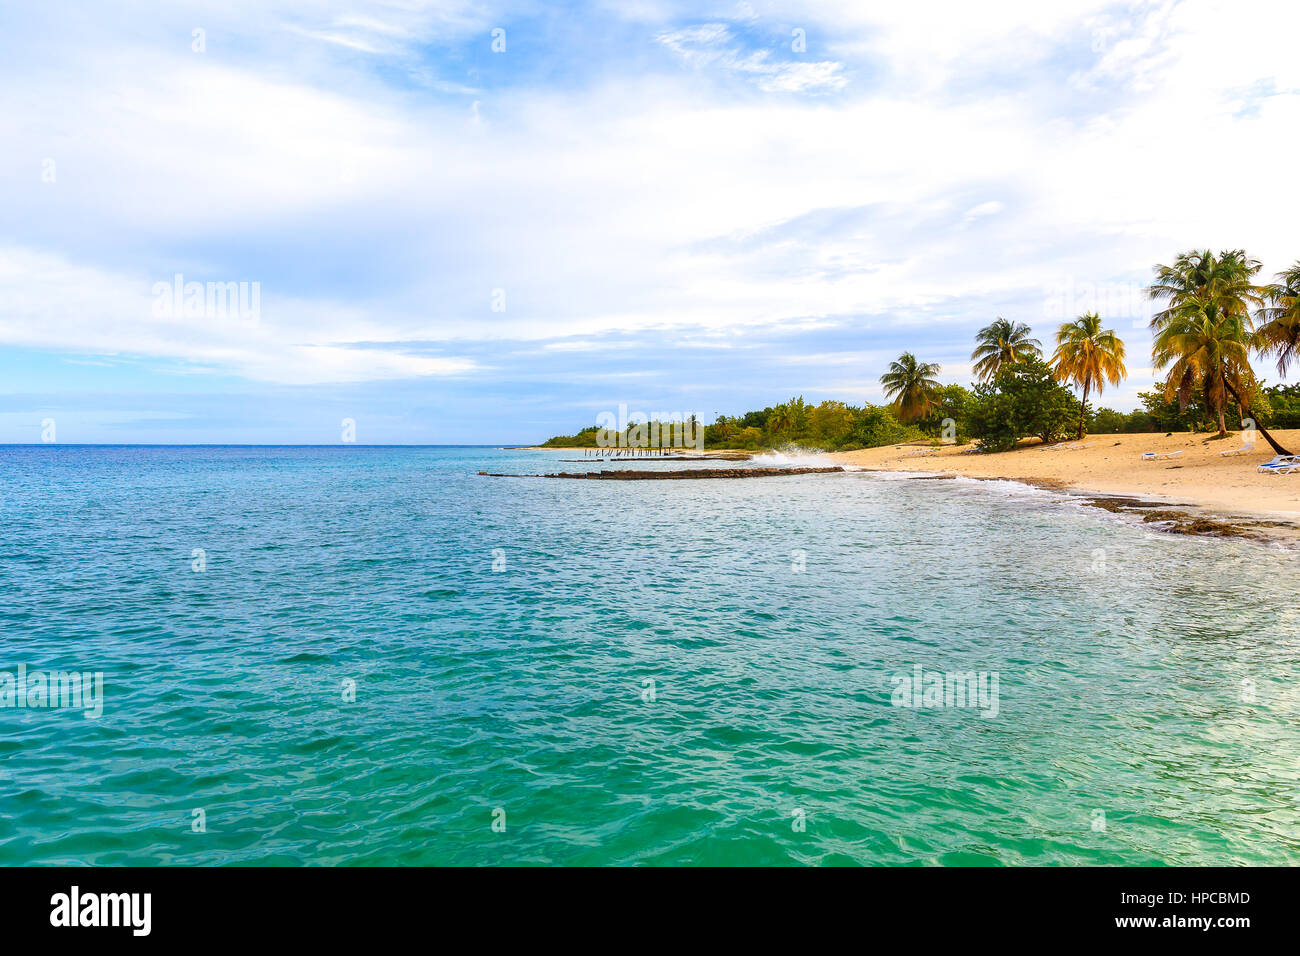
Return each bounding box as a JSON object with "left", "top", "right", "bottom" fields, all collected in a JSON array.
[
  {"left": 655, "top": 23, "right": 847, "bottom": 93},
  {"left": 0, "top": 246, "right": 475, "bottom": 385},
  {"left": 964, "top": 201, "right": 1005, "bottom": 221},
  {"left": 1, "top": 0, "right": 1297, "bottom": 402}
]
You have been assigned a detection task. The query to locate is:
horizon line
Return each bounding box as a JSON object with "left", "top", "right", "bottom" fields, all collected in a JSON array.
[{"left": 0, "top": 447, "right": 533, "bottom": 450}]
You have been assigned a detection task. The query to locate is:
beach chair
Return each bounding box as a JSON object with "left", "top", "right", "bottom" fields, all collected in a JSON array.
[
  {"left": 1141, "top": 449, "right": 1183, "bottom": 461},
  {"left": 1220, "top": 441, "right": 1256, "bottom": 457},
  {"left": 906, "top": 446, "right": 938, "bottom": 456},
  {"left": 1257, "top": 455, "right": 1300, "bottom": 475},
  {"left": 1065, "top": 441, "right": 1095, "bottom": 450}
]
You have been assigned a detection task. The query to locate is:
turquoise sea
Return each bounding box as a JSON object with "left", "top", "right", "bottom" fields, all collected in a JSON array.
[{"left": 1, "top": 445, "right": 1298, "bottom": 866}]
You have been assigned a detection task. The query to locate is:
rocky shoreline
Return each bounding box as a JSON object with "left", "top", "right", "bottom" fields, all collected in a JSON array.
[
  {"left": 480, "top": 466, "right": 845, "bottom": 480},
  {"left": 903, "top": 473, "right": 1296, "bottom": 543}
]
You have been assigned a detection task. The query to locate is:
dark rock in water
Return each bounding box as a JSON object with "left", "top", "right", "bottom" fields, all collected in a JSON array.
[
  {"left": 1078, "top": 495, "right": 1262, "bottom": 539},
  {"left": 1081, "top": 496, "right": 1176, "bottom": 512},
  {"left": 559, "top": 460, "right": 754, "bottom": 468},
  {"left": 479, "top": 466, "right": 844, "bottom": 480}
]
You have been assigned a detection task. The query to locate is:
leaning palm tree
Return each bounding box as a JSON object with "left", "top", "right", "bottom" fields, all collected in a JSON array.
[
  {"left": 1151, "top": 304, "right": 1255, "bottom": 438},
  {"left": 1255, "top": 261, "right": 1300, "bottom": 375},
  {"left": 879, "top": 353, "right": 942, "bottom": 422},
  {"left": 971, "top": 318, "right": 1041, "bottom": 382},
  {"left": 1050, "top": 312, "right": 1126, "bottom": 439},
  {"left": 1147, "top": 249, "right": 1290, "bottom": 453}
]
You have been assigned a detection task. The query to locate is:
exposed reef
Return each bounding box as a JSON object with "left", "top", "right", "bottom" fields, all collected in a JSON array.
[{"left": 479, "top": 466, "right": 845, "bottom": 480}]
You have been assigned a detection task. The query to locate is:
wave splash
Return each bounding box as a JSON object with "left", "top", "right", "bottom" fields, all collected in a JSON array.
[{"left": 750, "top": 445, "right": 837, "bottom": 467}]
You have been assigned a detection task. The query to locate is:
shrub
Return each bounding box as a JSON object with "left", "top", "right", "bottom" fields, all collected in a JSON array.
[
  {"left": 852, "top": 404, "right": 918, "bottom": 448},
  {"left": 966, "top": 356, "right": 1078, "bottom": 451}
]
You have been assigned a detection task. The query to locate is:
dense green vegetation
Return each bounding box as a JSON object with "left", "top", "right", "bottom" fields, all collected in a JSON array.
[
  {"left": 541, "top": 402, "right": 922, "bottom": 452},
  {"left": 964, "top": 356, "right": 1079, "bottom": 452},
  {"left": 542, "top": 249, "right": 1300, "bottom": 453},
  {"left": 704, "top": 400, "right": 919, "bottom": 451}
]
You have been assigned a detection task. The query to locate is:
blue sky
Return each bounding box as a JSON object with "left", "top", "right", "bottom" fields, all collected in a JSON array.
[{"left": 2, "top": 0, "right": 1298, "bottom": 443}]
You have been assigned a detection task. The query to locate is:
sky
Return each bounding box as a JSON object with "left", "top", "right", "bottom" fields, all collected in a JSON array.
[{"left": 1, "top": 0, "right": 1298, "bottom": 444}]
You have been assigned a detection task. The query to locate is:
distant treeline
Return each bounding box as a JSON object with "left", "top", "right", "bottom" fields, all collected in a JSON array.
[
  {"left": 544, "top": 248, "right": 1300, "bottom": 454},
  {"left": 542, "top": 379, "right": 1300, "bottom": 453}
]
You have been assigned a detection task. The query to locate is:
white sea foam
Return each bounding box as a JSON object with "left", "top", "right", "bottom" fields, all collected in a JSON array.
[
  {"left": 749, "top": 447, "right": 837, "bottom": 467},
  {"left": 950, "top": 475, "right": 1063, "bottom": 500},
  {"left": 862, "top": 469, "right": 935, "bottom": 481}
]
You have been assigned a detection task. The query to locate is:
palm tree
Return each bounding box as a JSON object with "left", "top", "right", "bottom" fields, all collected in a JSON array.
[
  {"left": 1151, "top": 306, "right": 1254, "bottom": 437},
  {"left": 1148, "top": 250, "right": 1262, "bottom": 331},
  {"left": 768, "top": 404, "right": 795, "bottom": 435},
  {"left": 879, "top": 353, "right": 942, "bottom": 422},
  {"left": 1255, "top": 261, "right": 1300, "bottom": 375},
  {"left": 971, "top": 318, "right": 1041, "bottom": 382},
  {"left": 1147, "top": 249, "right": 1290, "bottom": 453},
  {"left": 1050, "top": 312, "right": 1126, "bottom": 439}
]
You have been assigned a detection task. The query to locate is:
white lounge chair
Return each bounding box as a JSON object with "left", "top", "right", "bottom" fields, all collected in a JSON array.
[
  {"left": 1220, "top": 441, "right": 1256, "bottom": 457},
  {"left": 1141, "top": 449, "right": 1183, "bottom": 461},
  {"left": 1065, "top": 441, "right": 1095, "bottom": 450},
  {"left": 1258, "top": 455, "right": 1300, "bottom": 475},
  {"left": 906, "top": 446, "right": 938, "bottom": 456}
]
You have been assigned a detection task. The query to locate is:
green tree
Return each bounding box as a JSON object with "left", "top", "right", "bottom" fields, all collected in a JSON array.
[
  {"left": 850, "top": 405, "right": 915, "bottom": 449},
  {"left": 915, "top": 383, "right": 972, "bottom": 440},
  {"left": 1151, "top": 306, "right": 1253, "bottom": 437},
  {"left": 879, "top": 353, "right": 942, "bottom": 422},
  {"left": 1147, "top": 248, "right": 1290, "bottom": 452},
  {"left": 706, "top": 415, "right": 735, "bottom": 448},
  {"left": 1089, "top": 408, "right": 1132, "bottom": 434},
  {"left": 972, "top": 317, "right": 1042, "bottom": 382},
  {"left": 1261, "top": 384, "right": 1300, "bottom": 428},
  {"left": 1256, "top": 261, "right": 1300, "bottom": 376},
  {"left": 1050, "top": 312, "right": 1127, "bottom": 439},
  {"left": 809, "top": 400, "right": 855, "bottom": 444},
  {"left": 966, "top": 355, "right": 1078, "bottom": 451},
  {"left": 768, "top": 403, "right": 795, "bottom": 437},
  {"left": 1138, "top": 389, "right": 1206, "bottom": 432}
]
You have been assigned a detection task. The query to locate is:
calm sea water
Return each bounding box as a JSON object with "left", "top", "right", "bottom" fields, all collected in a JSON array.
[{"left": 2, "top": 445, "right": 1298, "bottom": 866}]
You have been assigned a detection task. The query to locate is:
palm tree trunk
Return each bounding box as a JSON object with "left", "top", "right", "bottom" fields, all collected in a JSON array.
[
  {"left": 1222, "top": 378, "right": 1292, "bottom": 456},
  {"left": 1077, "top": 380, "right": 1090, "bottom": 440},
  {"left": 1215, "top": 371, "right": 1228, "bottom": 436}
]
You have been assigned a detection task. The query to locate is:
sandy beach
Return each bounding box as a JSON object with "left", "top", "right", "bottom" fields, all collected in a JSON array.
[{"left": 830, "top": 430, "right": 1300, "bottom": 524}]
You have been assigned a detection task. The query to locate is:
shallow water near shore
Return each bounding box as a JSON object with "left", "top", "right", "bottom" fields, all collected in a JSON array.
[{"left": 2, "top": 445, "right": 1298, "bottom": 865}]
